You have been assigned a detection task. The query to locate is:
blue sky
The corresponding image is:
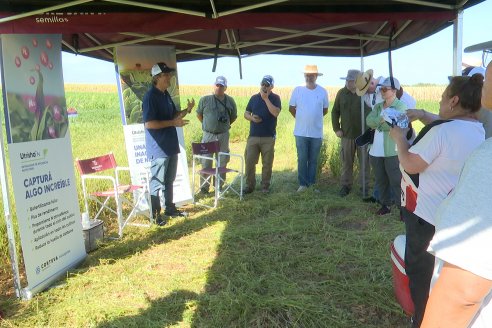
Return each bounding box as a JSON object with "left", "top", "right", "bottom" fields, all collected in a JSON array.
[{"left": 61, "top": 0, "right": 492, "bottom": 87}]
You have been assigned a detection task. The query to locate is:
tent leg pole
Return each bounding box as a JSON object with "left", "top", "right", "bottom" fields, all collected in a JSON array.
[
  {"left": 453, "top": 10, "right": 464, "bottom": 76},
  {"left": 359, "top": 40, "right": 367, "bottom": 198}
]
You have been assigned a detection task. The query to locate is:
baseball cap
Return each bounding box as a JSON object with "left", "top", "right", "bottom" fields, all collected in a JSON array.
[
  {"left": 340, "top": 69, "right": 361, "bottom": 81},
  {"left": 261, "top": 75, "right": 274, "bottom": 86},
  {"left": 151, "top": 62, "right": 175, "bottom": 77},
  {"left": 215, "top": 76, "right": 227, "bottom": 87},
  {"left": 467, "top": 66, "right": 486, "bottom": 77},
  {"left": 378, "top": 76, "right": 401, "bottom": 90}
]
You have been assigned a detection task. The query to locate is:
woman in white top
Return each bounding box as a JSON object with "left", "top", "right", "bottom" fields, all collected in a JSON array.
[
  {"left": 390, "top": 73, "right": 486, "bottom": 328},
  {"left": 421, "top": 62, "right": 492, "bottom": 327}
]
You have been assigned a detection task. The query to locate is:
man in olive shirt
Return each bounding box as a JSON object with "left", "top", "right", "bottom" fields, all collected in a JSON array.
[
  {"left": 332, "top": 69, "right": 371, "bottom": 197},
  {"left": 196, "top": 76, "right": 238, "bottom": 193}
]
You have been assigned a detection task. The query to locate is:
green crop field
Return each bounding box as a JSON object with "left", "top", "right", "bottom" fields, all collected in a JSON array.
[{"left": 0, "top": 84, "right": 444, "bottom": 327}]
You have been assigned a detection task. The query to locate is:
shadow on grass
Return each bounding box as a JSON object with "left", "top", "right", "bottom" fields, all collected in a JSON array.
[
  {"left": 99, "top": 168, "right": 408, "bottom": 327},
  {"left": 97, "top": 290, "right": 198, "bottom": 328},
  {"left": 1, "top": 169, "right": 409, "bottom": 327}
]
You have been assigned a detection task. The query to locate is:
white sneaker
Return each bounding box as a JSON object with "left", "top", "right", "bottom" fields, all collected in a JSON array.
[{"left": 297, "top": 186, "right": 307, "bottom": 193}]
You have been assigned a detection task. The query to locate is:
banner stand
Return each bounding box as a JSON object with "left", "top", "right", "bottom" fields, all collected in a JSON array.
[
  {"left": 0, "top": 132, "right": 86, "bottom": 300},
  {"left": 1, "top": 34, "right": 87, "bottom": 300},
  {"left": 21, "top": 255, "right": 86, "bottom": 300}
]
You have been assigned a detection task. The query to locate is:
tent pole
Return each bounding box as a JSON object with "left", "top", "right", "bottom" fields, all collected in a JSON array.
[
  {"left": 360, "top": 39, "right": 367, "bottom": 198},
  {"left": 452, "top": 10, "right": 464, "bottom": 76}
]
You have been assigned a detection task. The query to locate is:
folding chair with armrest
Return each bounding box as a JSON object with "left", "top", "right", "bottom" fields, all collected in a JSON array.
[
  {"left": 75, "top": 152, "right": 152, "bottom": 238},
  {"left": 191, "top": 141, "right": 244, "bottom": 208}
]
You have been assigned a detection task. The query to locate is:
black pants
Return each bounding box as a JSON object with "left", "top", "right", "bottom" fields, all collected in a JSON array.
[{"left": 402, "top": 208, "right": 435, "bottom": 328}]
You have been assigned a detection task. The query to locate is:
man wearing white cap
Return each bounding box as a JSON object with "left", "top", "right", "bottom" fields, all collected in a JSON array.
[
  {"left": 143, "top": 62, "right": 195, "bottom": 225},
  {"left": 196, "top": 76, "right": 238, "bottom": 193},
  {"left": 289, "top": 65, "right": 329, "bottom": 192},
  {"left": 332, "top": 69, "right": 371, "bottom": 197},
  {"left": 243, "top": 75, "right": 281, "bottom": 194}
]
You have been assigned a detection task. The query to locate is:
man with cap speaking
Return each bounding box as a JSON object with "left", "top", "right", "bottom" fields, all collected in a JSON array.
[
  {"left": 196, "top": 76, "right": 238, "bottom": 194},
  {"left": 143, "top": 62, "right": 195, "bottom": 225},
  {"left": 289, "top": 65, "right": 329, "bottom": 192},
  {"left": 243, "top": 75, "right": 281, "bottom": 194},
  {"left": 332, "top": 69, "right": 371, "bottom": 197}
]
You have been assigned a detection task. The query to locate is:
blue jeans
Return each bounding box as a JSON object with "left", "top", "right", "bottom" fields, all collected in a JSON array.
[
  {"left": 295, "top": 136, "right": 322, "bottom": 187},
  {"left": 150, "top": 155, "right": 178, "bottom": 211}
]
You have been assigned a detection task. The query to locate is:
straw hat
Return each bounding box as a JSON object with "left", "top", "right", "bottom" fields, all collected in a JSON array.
[
  {"left": 355, "top": 69, "right": 374, "bottom": 96},
  {"left": 304, "top": 65, "right": 323, "bottom": 76}
]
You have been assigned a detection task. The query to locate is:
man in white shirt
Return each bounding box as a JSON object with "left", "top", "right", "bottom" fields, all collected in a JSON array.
[{"left": 289, "top": 65, "right": 329, "bottom": 192}]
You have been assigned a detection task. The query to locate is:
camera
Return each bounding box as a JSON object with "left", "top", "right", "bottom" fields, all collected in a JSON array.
[
  {"left": 383, "top": 108, "right": 409, "bottom": 128},
  {"left": 217, "top": 115, "right": 228, "bottom": 123}
]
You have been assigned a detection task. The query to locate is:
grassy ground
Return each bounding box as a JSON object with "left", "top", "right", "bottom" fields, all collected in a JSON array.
[
  {"left": 0, "top": 84, "right": 444, "bottom": 327},
  {"left": 1, "top": 182, "right": 409, "bottom": 327}
]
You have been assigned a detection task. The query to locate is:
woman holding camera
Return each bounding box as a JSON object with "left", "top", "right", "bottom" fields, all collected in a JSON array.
[
  {"left": 389, "top": 73, "right": 485, "bottom": 328},
  {"left": 366, "top": 76, "right": 407, "bottom": 216}
]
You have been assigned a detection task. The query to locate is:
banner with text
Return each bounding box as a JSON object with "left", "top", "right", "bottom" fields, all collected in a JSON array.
[
  {"left": 115, "top": 45, "right": 191, "bottom": 205},
  {"left": 1, "top": 34, "right": 86, "bottom": 293}
]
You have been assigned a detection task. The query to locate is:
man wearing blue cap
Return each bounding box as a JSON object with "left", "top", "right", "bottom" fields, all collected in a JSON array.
[
  {"left": 143, "top": 62, "right": 195, "bottom": 225},
  {"left": 243, "top": 75, "right": 281, "bottom": 194}
]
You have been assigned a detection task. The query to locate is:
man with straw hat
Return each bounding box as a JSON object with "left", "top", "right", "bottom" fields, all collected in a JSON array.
[
  {"left": 289, "top": 65, "right": 329, "bottom": 192},
  {"left": 355, "top": 69, "right": 385, "bottom": 109}
]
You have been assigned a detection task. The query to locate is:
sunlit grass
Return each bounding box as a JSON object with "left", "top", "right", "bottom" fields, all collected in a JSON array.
[{"left": 0, "top": 84, "right": 445, "bottom": 327}]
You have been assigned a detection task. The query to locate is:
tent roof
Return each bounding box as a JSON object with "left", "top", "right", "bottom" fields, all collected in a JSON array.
[{"left": 0, "top": 0, "right": 485, "bottom": 63}]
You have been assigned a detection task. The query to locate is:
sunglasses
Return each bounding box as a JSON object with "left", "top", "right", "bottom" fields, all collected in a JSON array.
[
  {"left": 215, "top": 84, "right": 225, "bottom": 88},
  {"left": 261, "top": 83, "right": 271, "bottom": 87}
]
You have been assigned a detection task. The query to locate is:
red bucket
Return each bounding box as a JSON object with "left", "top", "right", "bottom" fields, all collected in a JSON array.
[{"left": 390, "top": 234, "right": 415, "bottom": 316}]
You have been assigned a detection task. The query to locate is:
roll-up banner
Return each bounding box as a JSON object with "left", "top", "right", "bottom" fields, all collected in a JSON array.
[{"left": 0, "top": 34, "right": 86, "bottom": 299}]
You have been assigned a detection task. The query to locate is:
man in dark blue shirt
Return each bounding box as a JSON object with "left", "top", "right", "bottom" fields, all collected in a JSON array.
[
  {"left": 143, "top": 62, "right": 195, "bottom": 225},
  {"left": 243, "top": 75, "right": 281, "bottom": 193}
]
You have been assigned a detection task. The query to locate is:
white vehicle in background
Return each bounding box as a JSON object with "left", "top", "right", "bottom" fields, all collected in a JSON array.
[
  {"left": 465, "top": 40, "right": 492, "bottom": 67},
  {"left": 463, "top": 40, "right": 492, "bottom": 139}
]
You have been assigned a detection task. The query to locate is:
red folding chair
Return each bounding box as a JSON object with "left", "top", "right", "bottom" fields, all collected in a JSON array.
[
  {"left": 75, "top": 153, "right": 151, "bottom": 238},
  {"left": 191, "top": 141, "right": 244, "bottom": 208}
]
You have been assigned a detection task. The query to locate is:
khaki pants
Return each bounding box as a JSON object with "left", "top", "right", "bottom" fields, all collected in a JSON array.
[
  {"left": 245, "top": 136, "right": 275, "bottom": 190},
  {"left": 340, "top": 137, "right": 370, "bottom": 193}
]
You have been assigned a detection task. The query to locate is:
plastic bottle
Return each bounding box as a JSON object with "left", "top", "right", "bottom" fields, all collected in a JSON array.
[{"left": 81, "top": 212, "right": 91, "bottom": 230}]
